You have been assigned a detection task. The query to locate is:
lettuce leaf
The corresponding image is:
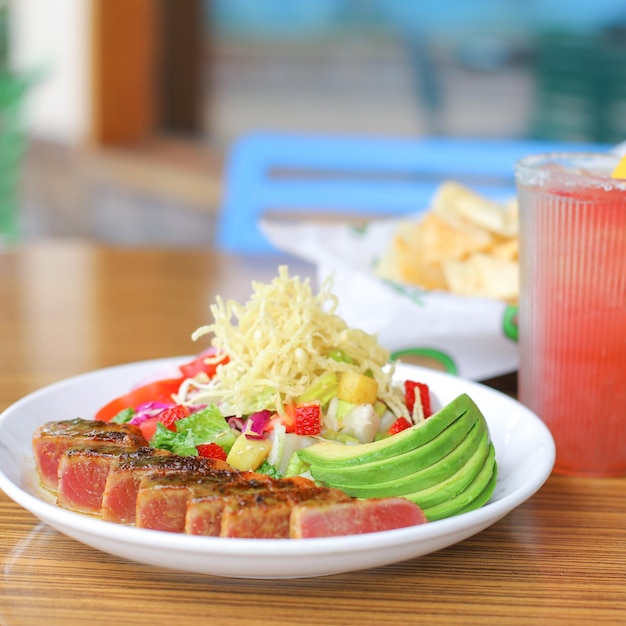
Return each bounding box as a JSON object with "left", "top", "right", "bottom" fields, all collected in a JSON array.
[
  {"left": 152, "top": 424, "right": 198, "bottom": 456},
  {"left": 111, "top": 408, "right": 135, "bottom": 424},
  {"left": 152, "top": 405, "right": 237, "bottom": 456},
  {"left": 256, "top": 461, "right": 282, "bottom": 479}
]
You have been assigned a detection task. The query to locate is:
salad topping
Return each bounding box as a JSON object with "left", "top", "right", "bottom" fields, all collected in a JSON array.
[
  {"left": 182, "top": 266, "right": 405, "bottom": 419},
  {"left": 107, "top": 266, "right": 432, "bottom": 475}
]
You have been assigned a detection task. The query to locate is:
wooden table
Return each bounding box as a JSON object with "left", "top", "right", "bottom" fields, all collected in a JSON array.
[{"left": 1, "top": 240, "right": 624, "bottom": 626}]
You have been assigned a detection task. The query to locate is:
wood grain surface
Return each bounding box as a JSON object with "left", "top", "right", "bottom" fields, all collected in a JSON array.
[{"left": 1, "top": 241, "right": 624, "bottom": 626}]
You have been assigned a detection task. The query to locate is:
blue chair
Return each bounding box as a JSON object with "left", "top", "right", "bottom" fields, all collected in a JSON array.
[{"left": 216, "top": 132, "right": 607, "bottom": 253}]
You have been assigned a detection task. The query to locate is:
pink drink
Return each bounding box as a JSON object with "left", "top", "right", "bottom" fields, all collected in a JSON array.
[{"left": 516, "top": 153, "right": 626, "bottom": 477}]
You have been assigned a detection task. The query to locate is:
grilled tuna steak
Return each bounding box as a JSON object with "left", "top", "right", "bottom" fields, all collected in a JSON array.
[
  {"left": 290, "top": 496, "right": 427, "bottom": 538},
  {"left": 219, "top": 487, "right": 352, "bottom": 539},
  {"left": 185, "top": 476, "right": 315, "bottom": 536},
  {"left": 136, "top": 472, "right": 272, "bottom": 533},
  {"left": 103, "top": 452, "right": 242, "bottom": 525},
  {"left": 57, "top": 446, "right": 159, "bottom": 514},
  {"left": 32, "top": 418, "right": 147, "bottom": 492}
]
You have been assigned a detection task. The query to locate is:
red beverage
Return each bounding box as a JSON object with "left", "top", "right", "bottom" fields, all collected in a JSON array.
[{"left": 516, "top": 153, "right": 626, "bottom": 476}]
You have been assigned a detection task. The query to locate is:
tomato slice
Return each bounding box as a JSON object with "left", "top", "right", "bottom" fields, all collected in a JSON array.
[
  {"left": 178, "top": 350, "right": 228, "bottom": 379},
  {"left": 96, "top": 351, "right": 228, "bottom": 423},
  {"left": 95, "top": 378, "right": 184, "bottom": 422},
  {"left": 139, "top": 416, "right": 159, "bottom": 441}
]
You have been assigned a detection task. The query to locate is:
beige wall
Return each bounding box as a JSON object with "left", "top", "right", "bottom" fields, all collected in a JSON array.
[{"left": 11, "top": 0, "right": 91, "bottom": 145}]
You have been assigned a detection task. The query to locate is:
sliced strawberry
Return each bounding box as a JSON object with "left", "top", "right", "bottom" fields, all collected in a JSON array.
[
  {"left": 295, "top": 403, "right": 321, "bottom": 436},
  {"left": 157, "top": 405, "right": 190, "bottom": 431}
]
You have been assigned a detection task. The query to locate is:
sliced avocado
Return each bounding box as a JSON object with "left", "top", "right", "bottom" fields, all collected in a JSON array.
[
  {"left": 373, "top": 401, "right": 387, "bottom": 417},
  {"left": 421, "top": 443, "right": 497, "bottom": 521},
  {"left": 297, "top": 372, "right": 338, "bottom": 405},
  {"left": 401, "top": 430, "right": 491, "bottom": 509},
  {"left": 312, "top": 424, "right": 489, "bottom": 498},
  {"left": 336, "top": 399, "right": 356, "bottom": 421},
  {"left": 328, "top": 349, "right": 355, "bottom": 364},
  {"left": 309, "top": 407, "right": 480, "bottom": 485},
  {"left": 455, "top": 460, "right": 498, "bottom": 515},
  {"left": 321, "top": 429, "right": 360, "bottom": 445},
  {"left": 298, "top": 393, "right": 480, "bottom": 467}
]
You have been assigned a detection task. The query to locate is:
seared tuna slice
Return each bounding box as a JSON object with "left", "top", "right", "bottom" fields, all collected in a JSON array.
[
  {"left": 57, "top": 446, "right": 156, "bottom": 514},
  {"left": 275, "top": 476, "right": 316, "bottom": 488},
  {"left": 185, "top": 477, "right": 309, "bottom": 536},
  {"left": 136, "top": 471, "right": 266, "bottom": 533},
  {"left": 32, "top": 418, "right": 147, "bottom": 492},
  {"left": 219, "top": 487, "right": 352, "bottom": 539},
  {"left": 102, "top": 452, "right": 237, "bottom": 525},
  {"left": 290, "top": 496, "right": 427, "bottom": 539}
]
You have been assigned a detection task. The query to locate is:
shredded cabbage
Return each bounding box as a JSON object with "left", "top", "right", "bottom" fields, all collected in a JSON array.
[{"left": 180, "top": 266, "right": 407, "bottom": 419}]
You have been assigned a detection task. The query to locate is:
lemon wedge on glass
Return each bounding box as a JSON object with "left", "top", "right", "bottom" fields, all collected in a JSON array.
[{"left": 611, "top": 154, "right": 626, "bottom": 178}]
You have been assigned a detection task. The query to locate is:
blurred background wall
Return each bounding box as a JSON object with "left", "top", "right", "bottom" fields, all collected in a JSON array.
[
  {"left": 5, "top": 0, "right": 626, "bottom": 246},
  {"left": 12, "top": 0, "right": 90, "bottom": 145}
]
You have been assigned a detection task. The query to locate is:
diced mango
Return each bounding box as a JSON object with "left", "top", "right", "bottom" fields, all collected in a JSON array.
[
  {"left": 226, "top": 433, "right": 271, "bottom": 471},
  {"left": 337, "top": 371, "right": 378, "bottom": 405}
]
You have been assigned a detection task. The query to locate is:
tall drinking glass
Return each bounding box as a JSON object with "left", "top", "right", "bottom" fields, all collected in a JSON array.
[{"left": 515, "top": 153, "right": 626, "bottom": 477}]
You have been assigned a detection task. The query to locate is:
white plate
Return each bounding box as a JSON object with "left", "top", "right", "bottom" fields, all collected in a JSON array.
[{"left": 0, "top": 358, "right": 554, "bottom": 579}]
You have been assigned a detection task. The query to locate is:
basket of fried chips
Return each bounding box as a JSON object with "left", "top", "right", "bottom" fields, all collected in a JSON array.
[{"left": 375, "top": 181, "right": 518, "bottom": 303}]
